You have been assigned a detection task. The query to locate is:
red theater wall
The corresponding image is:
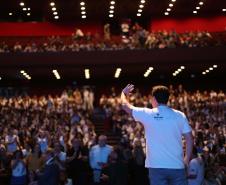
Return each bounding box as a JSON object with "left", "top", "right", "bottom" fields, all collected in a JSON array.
[{"left": 151, "top": 16, "right": 226, "bottom": 32}]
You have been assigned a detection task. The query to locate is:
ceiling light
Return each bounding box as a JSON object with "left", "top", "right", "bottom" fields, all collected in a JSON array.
[
  {"left": 167, "top": 8, "right": 171, "bottom": 11},
  {"left": 139, "top": 4, "right": 144, "bottom": 8},
  {"left": 27, "top": 8, "right": 31, "bottom": 11},
  {"left": 171, "top": 0, "right": 176, "bottom": 2},
  {"left": 50, "top": 2, "right": 55, "bottom": 6},
  {"left": 52, "top": 7, "right": 56, "bottom": 11},
  {"left": 20, "top": 70, "right": 25, "bottom": 74},
  {"left": 110, "top": 1, "right": 115, "bottom": 5},
  {"left": 178, "top": 69, "right": 182, "bottom": 72},
  {"left": 109, "top": 10, "right": 114, "bottom": 13},
  {"left": 81, "top": 7, "right": 85, "bottom": 10},
  {"left": 82, "top": 15, "right": 86, "bottom": 18},
  {"left": 202, "top": 72, "right": 206, "bottom": 75},
  {"left": 110, "top": 6, "right": 115, "bottom": 9},
  {"left": 53, "top": 12, "right": 58, "bottom": 15},
  {"left": 193, "top": 10, "right": 197, "bottom": 14},
  {"left": 173, "top": 73, "right": 177, "bottom": 76},
  {"left": 180, "top": 66, "right": 185, "bottom": 69},
  {"left": 213, "top": 65, "right": 217, "bottom": 68},
  {"left": 141, "top": 0, "right": 146, "bottom": 3},
  {"left": 138, "top": 9, "right": 142, "bottom": 12},
  {"left": 27, "top": 13, "right": 30, "bottom": 16},
  {"left": 80, "top": 2, "right": 85, "bottom": 6},
  {"left": 81, "top": 11, "right": 86, "bottom": 14},
  {"left": 209, "top": 67, "right": 213, "bottom": 70},
  {"left": 137, "top": 13, "right": 141, "bottom": 16},
  {"left": 169, "top": 4, "right": 173, "bottom": 7},
  {"left": 23, "top": 8, "right": 27, "bottom": 11},
  {"left": 205, "top": 70, "right": 209, "bottom": 73},
  {"left": 165, "top": 12, "right": 169, "bottom": 15},
  {"left": 54, "top": 15, "right": 59, "bottom": 19},
  {"left": 85, "top": 69, "right": 90, "bottom": 79},
  {"left": 223, "top": 9, "right": 226, "bottom": 12},
  {"left": 0, "top": 77, "right": 2, "bottom": 80},
  {"left": 20, "top": 2, "right": 25, "bottom": 6},
  {"left": 9, "top": 12, "right": 13, "bottom": 16},
  {"left": 196, "top": 6, "right": 200, "bottom": 10},
  {"left": 199, "top": 2, "right": 204, "bottom": 6},
  {"left": 109, "top": 14, "right": 114, "bottom": 17}
]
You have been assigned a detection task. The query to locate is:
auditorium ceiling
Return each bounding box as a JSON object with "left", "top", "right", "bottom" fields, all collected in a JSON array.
[{"left": 0, "top": 0, "right": 225, "bottom": 22}]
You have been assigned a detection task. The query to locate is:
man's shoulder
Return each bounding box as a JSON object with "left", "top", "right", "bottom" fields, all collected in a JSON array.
[{"left": 170, "top": 108, "right": 186, "bottom": 118}]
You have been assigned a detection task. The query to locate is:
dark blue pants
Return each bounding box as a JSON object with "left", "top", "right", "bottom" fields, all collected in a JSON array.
[{"left": 149, "top": 168, "right": 188, "bottom": 185}]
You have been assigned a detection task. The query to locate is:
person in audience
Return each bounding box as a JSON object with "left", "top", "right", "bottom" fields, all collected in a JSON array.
[
  {"left": 11, "top": 150, "right": 27, "bottom": 185},
  {"left": 187, "top": 147, "right": 205, "bottom": 185},
  {"left": 89, "top": 135, "right": 112, "bottom": 184},
  {"left": 37, "top": 148, "right": 60, "bottom": 185}
]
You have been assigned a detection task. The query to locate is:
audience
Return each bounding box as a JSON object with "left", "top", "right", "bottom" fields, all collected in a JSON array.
[{"left": 0, "top": 24, "right": 225, "bottom": 53}]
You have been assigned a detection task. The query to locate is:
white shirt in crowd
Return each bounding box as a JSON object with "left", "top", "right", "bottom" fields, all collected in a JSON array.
[
  {"left": 37, "top": 137, "right": 48, "bottom": 153},
  {"left": 188, "top": 157, "right": 205, "bottom": 185},
  {"left": 5, "top": 135, "right": 18, "bottom": 153},
  {"left": 12, "top": 161, "right": 27, "bottom": 177},
  {"left": 89, "top": 144, "right": 112, "bottom": 170},
  {"left": 132, "top": 105, "right": 192, "bottom": 169}
]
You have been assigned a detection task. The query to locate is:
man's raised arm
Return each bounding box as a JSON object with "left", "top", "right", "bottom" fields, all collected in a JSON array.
[{"left": 121, "top": 84, "right": 135, "bottom": 115}]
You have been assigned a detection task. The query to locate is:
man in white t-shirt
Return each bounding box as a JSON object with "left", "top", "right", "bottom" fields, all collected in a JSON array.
[
  {"left": 187, "top": 147, "right": 204, "bottom": 185},
  {"left": 121, "top": 84, "right": 193, "bottom": 185}
]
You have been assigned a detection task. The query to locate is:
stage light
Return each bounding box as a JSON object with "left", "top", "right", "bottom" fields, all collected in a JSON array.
[
  {"left": 9, "top": 12, "right": 13, "bottom": 16},
  {"left": 139, "top": 4, "right": 144, "bottom": 8},
  {"left": 180, "top": 66, "right": 185, "bottom": 69},
  {"left": 171, "top": 0, "right": 176, "bottom": 2},
  {"left": 110, "top": 1, "right": 115, "bottom": 5},
  {"left": 138, "top": 9, "right": 142, "bottom": 12},
  {"left": 209, "top": 67, "right": 213, "bottom": 70},
  {"left": 199, "top": 2, "right": 204, "bottom": 6},
  {"left": 52, "top": 7, "right": 56, "bottom": 11},
  {"left": 137, "top": 13, "right": 141, "bottom": 16},
  {"left": 196, "top": 7, "right": 200, "bottom": 10},
  {"left": 141, "top": 0, "right": 146, "bottom": 3},
  {"left": 80, "top": 2, "right": 85, "bottom": 6},
  {"left": 205, "top": 70, "right": 209, "bottom": 73},
  {"left": 109, "top": 14, "right": 114, "bottom": 17},
  {"left": 50, "top": 2, "right": 55, "bottom": 6},
  {"left": 213, "top": 65, "right": 217, "bottom": 68},
  {"left": 27, "top": 8, "right": 31, "bottom": 11},
  {"left": 110, "top": 6, "right": 115, "bottom": 9},
  {"left": 223, "top": 9, "right": 226, "bottom": 12},
  {"left": 20, "top": 2, "right": 25, "bottom": 6},
  {"left": 169, "top": 4, "right": 173, "bottom": 7},
  {"left": 82, "top": 15, "right": 86, "bottom": 18},
  {"left": 53, "top": 12, "right": 58, "bottom": 15},
  {"left": 202, "top": 72, "right": 206, "bottom": 75},
  {"left": 173, "top": 73, "right": 177, "bottom": 76},
  {"left": 144, "top": 67, "right": 154, "bottom": 77},
  {"left": 165, "top": 12, "right": 169, "bottom": 15},
  {"left": 109, "top": 10, "right": 114, "bottom": 13},
  {"left": 193, "top": 10, "right": 197, "bottom": 14},
  {"left": 27, "top": 13, "right": 30, "bottom": 16},
  {"left": 23, "top": 8, "right": 27, "bottom": 11},
  {"left": 20, "top": 70, "right": 25, "bottom": 74},
  {"left": 54, "top": 15, "right": 59, "bottom": 19},
  {"left": 52, "top": 70, "right": 61, "bottom": 79},
  {"left": 0, "top": 77, "right": 2, "bottom": 80},
  {"left": 81, "top": 7, "right": 85, "bottom": 10},
  {"left": 81, "top": 11, "right": 86, "bottom": 14},
  {"left": 167, "top": 8, "right": 171, "bottom": 11}
]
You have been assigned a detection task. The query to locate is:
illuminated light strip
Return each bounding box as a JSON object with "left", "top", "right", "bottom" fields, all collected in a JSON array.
[
  {"left": 201, "top": 65, "right": 217, "bottom": 75},
  {"left": 109, "top": 1, "right": 116, "bottom": 18},
  {"left": 164, "top": 0, "right": 177, "bottom": 16},
  {"left": 193, "top": 1, "right": 205, "bottom": 14},
  {"left": 52, "top": 69, "right": 61, "bottom": 79},
  {"left": 20, "top": 70, "right": 31, "bottom": 80},
  {"left": 85, "top": 69, "right": 90, "bottom": 79},
  {"left": 137, "top": 0, "right": 146, "bottom": 17},
  {"left": 172, "top": 66, "right": 185, "bottom": 77},
  {"left": 50, "top": 2, "right": 59, "bottom": 19},
  {"left": 114, "top": 68, "right": 121, "bottom": 78},
  {"left": 144, "top": 67, "right": 154, "bottom": 77},
  {"left": 80, "top": 1, "right": 87, "bottom": 19}
]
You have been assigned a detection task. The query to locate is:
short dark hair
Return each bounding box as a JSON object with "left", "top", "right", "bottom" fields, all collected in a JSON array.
[{"left": 151, "top": 85, "right": 170, "bottom": 104}]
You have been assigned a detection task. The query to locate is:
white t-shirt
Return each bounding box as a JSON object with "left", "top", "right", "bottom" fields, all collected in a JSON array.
[
  {"left": 132, "top": 105, "right": 191, "bottom": 169},
  {"left": 188, "top": 158, "right": 204, "bottom": 185}
]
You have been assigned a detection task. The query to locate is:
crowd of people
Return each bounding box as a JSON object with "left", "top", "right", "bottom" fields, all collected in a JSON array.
[
  {"left": 0, "top": 85, "right": 225, "bottom": 185},
  {"left": 0, "top": 23, "right": 224, "bottom": 53},
  {"left": 100, "top": 85, "right": 226, "bottom": 184}
]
